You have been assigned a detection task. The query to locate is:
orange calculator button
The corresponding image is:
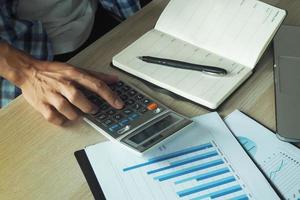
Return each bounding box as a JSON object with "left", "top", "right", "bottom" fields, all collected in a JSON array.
[{"left": 147, "top": 103, "right": 158, "bottom": 111}]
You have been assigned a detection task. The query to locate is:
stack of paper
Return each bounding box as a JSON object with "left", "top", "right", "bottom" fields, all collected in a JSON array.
[{"left": 83, "top": 112, "right": 280, "bottom": 199}]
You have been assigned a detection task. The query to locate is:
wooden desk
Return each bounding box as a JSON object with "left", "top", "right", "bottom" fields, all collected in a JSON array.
[{"left": 1, "top": 0, "right": 300, "bottom": 199}]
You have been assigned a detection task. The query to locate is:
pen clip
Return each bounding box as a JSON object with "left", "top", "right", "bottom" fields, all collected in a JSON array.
[{"left": 201, "top": 70, "right": 227, "bottom": 77}]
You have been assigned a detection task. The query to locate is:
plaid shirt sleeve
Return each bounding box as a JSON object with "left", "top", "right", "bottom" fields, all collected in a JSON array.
[
  {"left": 99, "top": 0, "right": 141, "bottom": 19},
  {"left": 0, "top": 0, "right": 140, "bottom": 108},
  {"left": 0, "top": 0, "right": 53, "bottom": 108}
]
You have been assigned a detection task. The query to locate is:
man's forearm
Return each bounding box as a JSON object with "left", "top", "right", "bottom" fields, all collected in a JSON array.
[
  {"left": 0, "top": 42, "right": 20, "bottom": 85},
  {"left": 0, "top": 42, "right": 36, "bottom": 88}
]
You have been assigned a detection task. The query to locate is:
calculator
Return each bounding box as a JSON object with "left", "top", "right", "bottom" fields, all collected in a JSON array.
[{"left": 83, "top": 81, "right": 193, "bottom": 154}]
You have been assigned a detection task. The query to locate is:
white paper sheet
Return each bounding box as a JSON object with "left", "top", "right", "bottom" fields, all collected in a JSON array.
[{"left": 225, "top": 110, "right": 300, "bottom": 200}]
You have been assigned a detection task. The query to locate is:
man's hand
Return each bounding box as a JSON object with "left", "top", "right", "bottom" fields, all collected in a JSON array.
[{"left": 0, "top": 42, "right": 124, "bottom": 125}]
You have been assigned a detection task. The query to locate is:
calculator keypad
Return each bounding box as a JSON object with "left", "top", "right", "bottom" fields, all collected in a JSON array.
[{"left": 85, "top": 81, "right": 166, "bottom": 138}]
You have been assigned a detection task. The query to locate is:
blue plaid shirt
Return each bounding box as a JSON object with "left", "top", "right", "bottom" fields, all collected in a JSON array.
[{"left": 0, "top": 0, "right": 140, "bottom": 108}]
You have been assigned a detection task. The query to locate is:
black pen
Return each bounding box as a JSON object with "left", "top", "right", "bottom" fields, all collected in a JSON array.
[{"left": 138, "top": 56, "right": 227, "bottom": 76}]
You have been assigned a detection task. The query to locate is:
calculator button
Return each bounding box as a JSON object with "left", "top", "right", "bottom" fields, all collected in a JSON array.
[
  {"left": 154, "top": 108, "right": 162, "bottom": 114},
  {"left": 129, "top": 113, "right": 139, "bottom": 120},
  {"left": 119, "top": 119, "right": 130, "bottom": 126},
  {"left": 113, "top": 114, "right": 124, "bottom": 120},
  {"left": 117, "top": 81, "right": 124, "bottom": 87},
  {"left": 109, "top": 85, "right": 116, "bottom": 91},
  {"left": 93, "top": 112, "right": 101, "bottom": 117},
  {"left": 136, "top": 94, "right": 144, "bottom": 100},
  {"left": 107, "top": 109, "right": 116, "bottom": 116},
  {"left": 147, "top": 103, "right": 158, "bottom": 111},
  {"left": 128, "top": 90, "right": 137, "bottom": 96},
  {"left": 125, "top": 99, "right": 135, "bottom": 105},
  {"left": 120, "top": 94, "right": 128, "bottom": 101},
  {"left": 97, "top": 114, "right": 107, "bottom": 120},
  {"left": 123, "top": 109, "right": 133, "bottom": 115},
  {"left": 139, "top": 108, "right": 148, "bottom": 114},
  {"left": 143, "top": 99, "right": 151, "bottom": 105},
  {"left": 117, "top": 125, "right": 131, "bottom": 135},
  {"left": 91, "top": 108, "right": 101, "bottom": 116},
  {"left": 100, "top": 104, "right": 109, "bottom": 111},
  {"left": 90, "top": 97, "right": 102, "bottom": 106},
  {"left": 109, "top": 124, "right": 121, "bottom": 132},
  {"left": 122, "top": 85, "right": 131, "bottom": 92},
  {"left": 116, "top": 90, "right": 122, "bottom": 95},
  {"left": 104, "top": 119, "right": 114, "bottom": 126},
  {"left": 132, "top": 103, "right": 142, "bottom": 110}
]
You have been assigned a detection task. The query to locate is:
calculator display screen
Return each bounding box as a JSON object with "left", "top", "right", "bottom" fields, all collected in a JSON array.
[{"left": 129, "top": 115, "right": 177, "bottom": 144}]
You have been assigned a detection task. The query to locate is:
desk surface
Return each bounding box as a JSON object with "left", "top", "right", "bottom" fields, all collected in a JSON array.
[{"left": 1, "top": 0, "right": 300, "bottom": 199}]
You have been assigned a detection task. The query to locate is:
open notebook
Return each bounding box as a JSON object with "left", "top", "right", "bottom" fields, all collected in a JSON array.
[{"left": 113, "top": 0, "right": 286, "bottom": 109}]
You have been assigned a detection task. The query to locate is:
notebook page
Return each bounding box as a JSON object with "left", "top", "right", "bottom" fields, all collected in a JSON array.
[
  {"left": 155, "top": 0, "right": 286, "bottom": 68},
  {"left": 113, "top": 30, "right": 252, "bottom": 109}
]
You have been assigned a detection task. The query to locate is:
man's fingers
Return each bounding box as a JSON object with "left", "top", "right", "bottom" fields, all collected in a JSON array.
[
  {"left": 72, "top": 72, "right": 124, "bottom": 109},
  {"left": 60, "top": 83, "right": 98, "bottom": 114},
  {"left": 84, "top": 78, "right": 123, "bottom": 109},
  {"left": 40, "top": 103, "right": 66, "bottom": 126},
  {"left": 52, "top": 64, "right": 123, "bottom": 109},
  {"left": 47, "top": 93, "right": 79, "bottom": 121}
]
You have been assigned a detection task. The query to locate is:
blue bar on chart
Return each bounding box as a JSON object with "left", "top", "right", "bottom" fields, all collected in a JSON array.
[
  {"left": 177, "top": 176, "right": 236, "bottom": 197},
  {"left": 123, "top": 142, "right": 213, "bottom": 172},
  {"left": 147, "top": 150, "right": 219, "bottom": 174},
  {"left": 190, "top": 185, "right": 245, "bottom": 200},
  {"left": 175, "top": 167, "right": 230, "bottom": 184},
  {"left": 122, "top": 141, "right": 249, "bottom": 199},
  {"left": 153, "top": 159, "right": 224, "bottom": 181}
]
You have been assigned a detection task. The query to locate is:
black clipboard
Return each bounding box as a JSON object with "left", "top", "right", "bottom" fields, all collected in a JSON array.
[{"left": 74, "top": 150, "right": 106, "bottom": 200}]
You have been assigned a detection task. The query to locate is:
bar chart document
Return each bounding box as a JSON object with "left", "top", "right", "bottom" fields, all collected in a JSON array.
[
  {"left": 225, "top": 110, "right": 300, "bottom": 200},
  {"left": 113, "top": 0, "right": 286, "bottom": 109},
  {"left": 84, "top": 112, "right": 279, "bottom": 200}
]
